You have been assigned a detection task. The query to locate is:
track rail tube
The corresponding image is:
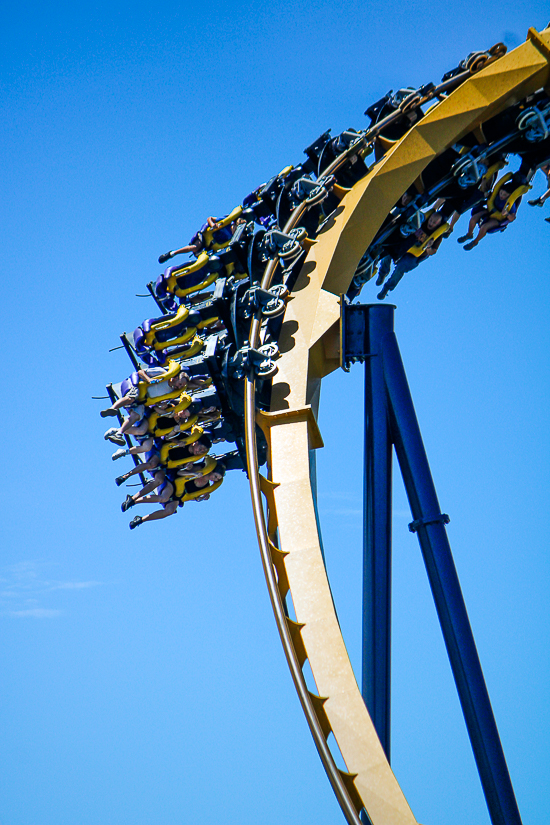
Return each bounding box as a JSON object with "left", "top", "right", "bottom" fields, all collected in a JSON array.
[
  {"left": 381, "top": 331, "right": 522, "bottom": 825},
  {"left": 243, "top": 184, "right": 368, "bottom": 823}
]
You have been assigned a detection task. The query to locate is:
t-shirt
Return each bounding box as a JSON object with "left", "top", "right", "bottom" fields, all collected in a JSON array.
[
  {"left": 168, "top": 444, "right": 195, "bottom": 462},
  {"left": 146, "top": 367, "right": 178, "bottom": 399}
]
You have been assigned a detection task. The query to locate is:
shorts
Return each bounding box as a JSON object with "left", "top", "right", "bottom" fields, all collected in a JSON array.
[
  {"left": 145, "top": 449, "right": 160, "bottom": 466},
  {"left": 157, "top": 477, "right": 178, "bottom": 508}
]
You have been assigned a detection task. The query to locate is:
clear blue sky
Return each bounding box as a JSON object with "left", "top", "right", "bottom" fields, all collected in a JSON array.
[{"left": 1, "top": 2, "right": 548, "bottom": 824}]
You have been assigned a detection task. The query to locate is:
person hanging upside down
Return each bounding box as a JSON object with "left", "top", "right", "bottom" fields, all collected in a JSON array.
[
  {"left": 158, "top": 216, "right": 235, "bottom": 264},
  {"left": 528, "top": 163, "right": 550, "bottom": 223},
  {"left": 100, "top": 368, "right": 209, "bottom": 421},
  {"left": 457, "top": 175, "right": 525, "bottom": 250},
  {"left": 106, "top": 406, "right": 192, "bottom": 449},
  {"left": 100, "top": 367, "right": 189, "bottom": 418},
  {"left": 115, "top": 434, "right": 212, "bottom": 488},
  {"left": 126, "top": 466, "right": 226, "bottom": 529},
  {"left": 377, "top": 211, "right": 446, "bottom": 300}
]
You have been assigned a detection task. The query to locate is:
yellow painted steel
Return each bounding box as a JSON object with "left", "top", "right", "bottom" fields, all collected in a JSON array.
[{"left": 244, "top": 28, "right": 550, "bottom": 825}]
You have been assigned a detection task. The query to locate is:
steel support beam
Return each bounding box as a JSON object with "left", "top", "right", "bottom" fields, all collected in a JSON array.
[
  {"left": 381, "top": 328, "right": 522, "bottom": 825},
  {"left": 361, "top": 305, "right": 394, "bottom": 761}
]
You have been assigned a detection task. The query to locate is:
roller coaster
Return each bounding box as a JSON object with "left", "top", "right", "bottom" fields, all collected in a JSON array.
[{"left": 99, "top": 26, "right": 550, "bottom": 825}]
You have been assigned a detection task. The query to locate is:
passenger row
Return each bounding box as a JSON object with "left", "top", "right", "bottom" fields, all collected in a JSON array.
[{"left": 100, "top": 361, "right": 241, "bottom": 528}]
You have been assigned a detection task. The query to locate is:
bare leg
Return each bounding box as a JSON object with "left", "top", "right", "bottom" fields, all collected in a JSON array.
[
  {"left": 127, "top": 438, "right": 154, "bottom": 456},
  {"left": 123, "top": 419, "right": 150, "bottom": 438},
  {"left": 158, "top": 242, "right": 202, "bottom": 263},
  {"left": 134, "top": 492, "right": 172, "bottom": 505},
  {"left": 449, "top": 211, "right": 460, "bottom": 230},
  {"left": 140, "top": 502, "right": 179, "bottom": 521},
  {"left": 100, "top": 393, "right": 137, "bottom": 416},
  {"left": 465, "top": 218, "right": 500, "bottom": 249},
  {"left": 132, "top": 472, "right": 165, "bottom": 502},
  {"left": 117, "top": 410, "right": 144, "bottom": 436},
  {"left": 118, "top": 455, "right": 160, "bottom": 482}
]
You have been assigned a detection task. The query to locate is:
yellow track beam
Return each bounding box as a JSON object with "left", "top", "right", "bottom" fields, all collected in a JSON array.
[{"left": 257, "top": 28, "right": 550, "bottom": 825}]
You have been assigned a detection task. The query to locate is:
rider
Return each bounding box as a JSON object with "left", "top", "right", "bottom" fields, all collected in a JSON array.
[
  {"left": 127, "top": 466, "right": 226, "bottom": 528},
  {"left": 457, "top": 174, "right": 524, "bottom": 250},
  {"left": 377, "top": 211, "right": 445, "bottom": 299},
  {"left": 527, "top": 163, "right": 550, "bottom": 223},
  {"left": 158, "top": 216, "right": 235, "bottom": 264}
]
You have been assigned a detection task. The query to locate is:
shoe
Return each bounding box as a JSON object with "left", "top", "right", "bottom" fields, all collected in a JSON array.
[
  {"left": 545, "top": 216, "right": 550, "bottom": 223},
  {"left": 104, "top": 428, "right": 125, "bottom": 445},
  {"left": 457, "top": 234, "right": 472, "bottom": 243},
  {"left": 100, "top": 408, "right": 119, "bottom": 418},
  {"left": 528, "top": 198, "right": 543, "bottom": 207},
  {"left": 377, "top": 289, "right": 388, "bottom": 300},
  {"left": 463, "top": 241, "right": 476, "bottom": 251},
  {"left": 112, "top": 448, "right": 128, "bottom": 461},
  {"left": 121, "top": 495, "right": 135, "bottom": 512},
  {"left": 115, "top": 474, "right": 128, "bottom": 486},
  {"left": 129, "top": 516, "right": 143, "bottom": 530},
  {"left": 375, "top": 272, "right": 385, "bottom": 286},
  {"left": 158, "top": 251, "right": 172, "bottom": 263}
]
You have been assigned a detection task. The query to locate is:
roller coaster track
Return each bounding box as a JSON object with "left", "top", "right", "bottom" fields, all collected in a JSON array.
[{"left": 243, "top": 27, "right": 550, "bottom": 825}]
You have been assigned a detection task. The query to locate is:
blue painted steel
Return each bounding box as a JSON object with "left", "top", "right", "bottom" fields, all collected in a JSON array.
[
  {"left": 361, "top": 305, "right": 394, "bottom": 761},
  {"left": 381, "top": 329, "right": 522, "bottom": 825}
]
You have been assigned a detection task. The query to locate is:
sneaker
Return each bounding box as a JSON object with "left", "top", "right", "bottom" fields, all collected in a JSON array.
[
  {"left": 545, "top": 216, "right": 550, "bottom": 223},
  {"left": 528, "top": 198, "right": 543, "bottom": 207},
  {"left": 377, "top": 289, "right": 388, "bottom": 300},
  {"left": 115, "top": 474, "right": 128, "bottom": 486},
  {"left": 463, "top": 241, "right": 476, "bottom": 251},
  {"left": 121, "top": 495, "right": 135, "bottom": 512},
  {"left": 129, "top": 516, "right": 143, "bottom": 530},
  {"left": 375, "top": 272, "right": 385, "bottom": 286},
  {"left": 112, "top": 448, "right": 128, "bottom": 461},
  {"left": 100, "top": 408, "right": 119, "bottom": 418},
  {"left": 104, "top": 428, "right": 125, "bottom": 445},
  {"left": 457, "top": 234, "right": 472, "bottom": 243}
]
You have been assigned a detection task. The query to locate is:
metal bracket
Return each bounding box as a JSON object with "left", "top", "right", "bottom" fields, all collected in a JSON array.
[
  {"left": 229, "top": 341, "right": 279, "bottom": 380},
  {"left": 238, "top": 284, "right": 288, "bottom": 319},
  {"left": 408, "top": 513, "right": 450, "bottom": 533}
]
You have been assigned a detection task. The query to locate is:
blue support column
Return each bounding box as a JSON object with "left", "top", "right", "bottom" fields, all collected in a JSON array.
[
  {"left": 362, "top": 305, "right": 394, "bottom": 761},
  {"left": 381, "top": 329, "right": 522, "bottom": 825}
]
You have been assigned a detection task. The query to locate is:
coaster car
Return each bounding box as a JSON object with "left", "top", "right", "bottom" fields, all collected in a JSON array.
[
  {"left": 303, "top": 130, "right": 333, "bottom": 173},
  {"left": 317, "top": 129, "right": 371, "bottom": 186},
  {"left": 200, "top": 206, "right": 243, "bottom": 251},
  {"left": 164, "top": 252, "right": 225, "bottom": 298},
  {"left": 133, "top": 305, "right": 220, "bottom": 356},
  {"left": 476, "top": 92, "right": 549, "bottom": 149},
  {"left": 174, "top": 454, "right": 218, "bottom": 479},
  {"left": 486, "top": 173, "right": 530, "bottom": 221},
  {"left": 406, "top": 220, "right": 450, "bottom": 257},
  {"left": 119, "top": 360, "right": 183, "bottom": 406},
  {"left": 135, "top": 338, "right": 204, "bottom": 368},
  {"left": 365, "top": 88, "right": 425, "bottom": 144},
  {"left": 275, "top": 173, "right": 338, "bottom": 233},
  {"left": 173, "top": 471, "right": 224, "bottom": 503},
  {"left": 441, "top": 43, "right": 506, "bottom": 82},
  {"left": 146, "top": 395, "right": 193, "bottom": 436},
  {"left": 517, "top": 101, "right": 550, "bottom": 144},
  {"left": 154, "top": 252, "right": 226, "bottom": 302},
  {"left": 160, "top": 443, "right": 215, "bottom": 470}
]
